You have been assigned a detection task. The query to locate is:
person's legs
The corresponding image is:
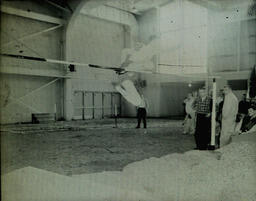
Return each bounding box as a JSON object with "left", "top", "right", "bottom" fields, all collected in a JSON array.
[
  {"left": 142, "top": 109, "right": 147, "bottom": 128},
  {"left": 136, "top": 108, "right": 141, "bottom": 128},
  {"left": 194, "top": 114, "right": 202, "bottom": 149},
  {"left": 220, "top": 118, "right": 235, "bottom": 147},
  {"left": 215, "top": 122, "right": 221, "bottom": 148},
  {"left": 187, "top": 118, "right": 193, "bottom": 134},
  {"left": 195, "top": 114, "right": 210, "bottom": 150},
  {"left": 190, "top": 112, "right": 196, "bottom": 135},
  {"left": 183, "top": 115, "right": 189, "bottom": 134},
  {"left": 194, "top": 134, "right": 200, "bottom": 149},
  {"left": 220, "top": 133, "right": 232, "bottom": 147},
  {"left": 206, "top": 116, "right": 211, "bottom": 148},
  {"left": 201, "top": 115, "right": 211, "bottom": 150}
]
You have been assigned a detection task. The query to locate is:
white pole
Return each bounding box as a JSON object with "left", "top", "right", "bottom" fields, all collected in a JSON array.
[
  {"left": 54, "top": 103, "right": 57, "bottom": 121},
  {"left": 54, "top": 103, "right": 57, "bottom": 113},
  {"left": 114, "top": 104, "right": 118, "bottom": 128},
  {"left": 211, "top": 78, "right": 216, "bottom": 146},
  {"left": 156, "top": 6, "right": 160, "bottom": 74},
  {"left": 114, "top": 104, "right": 117, "bottom": 116}
]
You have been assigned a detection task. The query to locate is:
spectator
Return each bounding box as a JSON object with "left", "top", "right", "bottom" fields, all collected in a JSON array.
[
  {"left": 216, "top": 89, "right": 224, "bottom": 148},
  {"left": 216, "top": 89, "right": 224, "bottom": 124},
  {"left": 237, "top": 94, "right": 250, "bottom": 122},
  {"left": 192, "top": 90, "right": 198, "bottom": 99},
  {"left": 220, "top": 85, "right": 238, "bottom": 147},
  {"left": 183, "top": 93, "right": 196, "bottom": 135},
  {"left": 136, "top": 93, "right": 149, "bottom": 129},
  {"left": 237, "top": 104, "right": 256, "bottom": 134},
  {"left": 193, "top": 87, "right": 212, "bottom": 150}
]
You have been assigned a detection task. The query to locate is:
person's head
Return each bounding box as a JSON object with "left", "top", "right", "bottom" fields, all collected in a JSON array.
[
  {"left": 242, "top": 94, "right": 247, "bottom": 101},
  {"left": 187, "top": 93, "right": 192, "bottom": 98},
  {"left": 127, "top": 72, "right": 135, "bottom": 77},
  {"left": 134, "top": 42, "right": 143, "bottom": 51},
  {"left": 223, "top": 85, "right": 232, "bottom": 95},
  {"left": 208, "top": 88, "right": 213, "bottom": 96},
  {"left": 248, "top": 104, "right": 256, "bottom": 117},
  {"left": 192, "top": 90, "right": 198, "bottom": 97},
  {"left": 218, "top": 89, "right": 224, "bottom": 97},
  {"left": 199, "top": 87, "right": 207, "bottom": 98},
  {"left": 146, "top": 35, "right": 156, "bottom": 45}
]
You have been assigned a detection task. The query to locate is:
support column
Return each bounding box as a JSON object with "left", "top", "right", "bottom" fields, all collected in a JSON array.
[
  {"left": 102, "top": 92, "right": 104, "bottom": 119},
  {"left": 63, "top": 0, "right": 84, "bottom": 121},
  {"left": 64, "top": 78, "right": 73, "bottom": 120},
  {"left": 119, "top": 94, "right": 122, "bottom": 117},
  {"left": 236, "top": 20, "right": 241, "bottom": 72},
  {"left": 111, "top": 93, "right": 113, "bottom": 117},
  {"left": 92, "top": 92, "right": 95, "bottom": 119},
  {"left": 156, "top": 6, "right": 160, "bottom": 73},
  {"left": 82, "top": 91, "right": 85, "bottom": 120}
]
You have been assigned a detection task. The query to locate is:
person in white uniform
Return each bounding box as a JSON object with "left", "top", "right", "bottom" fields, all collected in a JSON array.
[
  {"left": 220, "top": 85, "right": 238, "bottom": 147},
  {"left": 114, "top": 80, "right": 148, "bottom": 128},
  {"left": 120, "top": 37, "right": 157, "bottom": 73}
]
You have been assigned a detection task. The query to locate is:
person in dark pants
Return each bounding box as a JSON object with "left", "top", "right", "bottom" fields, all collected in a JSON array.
[
  {"left": 193, "top": 87, "right": 212, "bottom": 150},
  {"left": 136, "top": 94, "right": 148, "bottom": 128},
  {"left": 239, "top": 104, "right": 256, "bottom": 134},
  {"left": 216, "top": 89, "right": 224, "bottom": 148},
  {"left": 237, "top": 94, "right": 250, "bottom": 122}
]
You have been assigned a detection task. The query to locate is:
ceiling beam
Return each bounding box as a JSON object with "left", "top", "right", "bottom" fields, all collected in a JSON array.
[
  {"left": 187, "top": 0, "right": 222, "bottom": 10},
  {"left": 0, "top": 66, "right": 67, "bottom": 78},
  {"left": 103, "top": 4, "right": 139, "bottom": 15},
  {"left": 212, "top": 70, "right": 250, "bottom": 80},
  {"left": 43, "top": 0, "right": 73, "bottom": 13},
  {"left": 2, "top": 24, "right": 63, "bottom": 47},
  {"left": 0, "top": 5, "right": 66, "bottom": 24}
]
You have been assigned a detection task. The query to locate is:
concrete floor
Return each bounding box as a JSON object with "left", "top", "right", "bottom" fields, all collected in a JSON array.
[{"left": 1, "top": 119, "right": 195, "bottom": 176}]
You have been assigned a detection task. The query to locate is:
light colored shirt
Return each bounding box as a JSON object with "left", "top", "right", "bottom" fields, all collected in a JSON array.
[
  {"left": 138, "top": 96, "right": 148, "bottom": 109},
  {"left": 184, "top": 97, "right": 195, "bottom": 115},
  {"left": 121, "top": 39, "right": 159, "bottom": 64}
]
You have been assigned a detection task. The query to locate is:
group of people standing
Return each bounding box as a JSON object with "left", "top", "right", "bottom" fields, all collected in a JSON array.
[
  {"left": 183, "top": 85, "right": 256, "bottom": 150},
  {"left": 116, "top": 79, "right": 255, "bottom": 149}
]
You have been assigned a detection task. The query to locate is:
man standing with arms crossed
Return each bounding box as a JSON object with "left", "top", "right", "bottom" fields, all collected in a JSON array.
[{"left": 193, "top": 87, "right": 212, "bottom": 150}]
